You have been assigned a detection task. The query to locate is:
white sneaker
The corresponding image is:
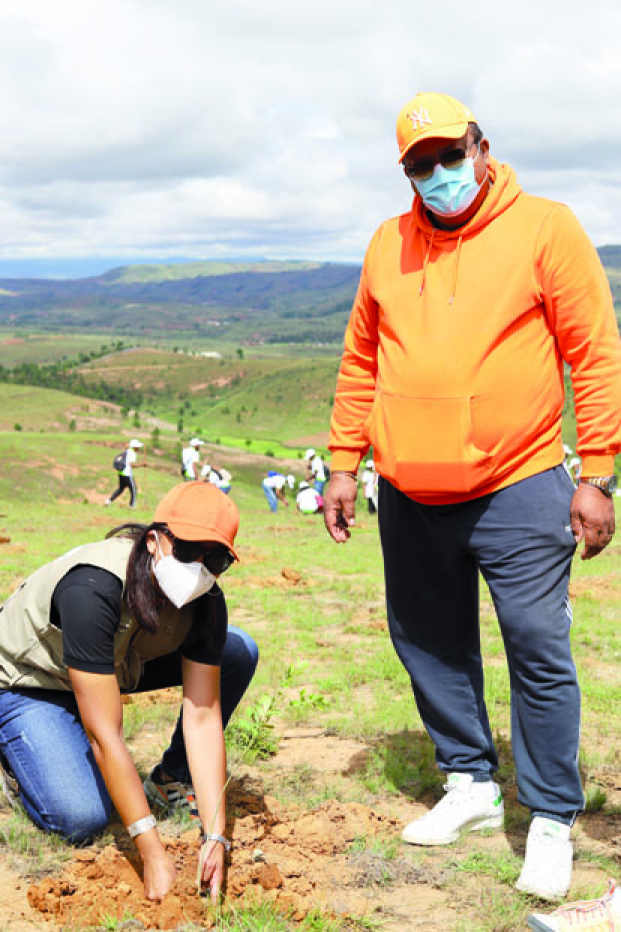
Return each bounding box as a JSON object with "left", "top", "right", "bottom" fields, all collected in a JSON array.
[
  {"left": 401, "top": 773, "right": 503, "bottom": 846},
  {"left": 516, "top": 816, "right": 573, "bottom": 901},
  {"left": 527, "top": 878, "right": 621, "bottom": 930}
]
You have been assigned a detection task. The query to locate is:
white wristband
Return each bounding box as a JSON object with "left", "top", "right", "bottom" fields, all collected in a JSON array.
[{"left": 127, "top": 814, "right": 157, "bottom": 838}]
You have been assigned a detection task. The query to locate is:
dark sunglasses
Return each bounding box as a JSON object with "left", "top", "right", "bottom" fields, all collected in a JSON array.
[
  {"left": 171, "top": 537, "right": 235, "bottom": 575},
  {"left": 403, "top": 143, "right": 478, "bottom": 182}
]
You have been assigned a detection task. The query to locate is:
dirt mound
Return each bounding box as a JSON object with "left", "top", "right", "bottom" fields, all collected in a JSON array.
[{"left": 27, "top": 787, "right": 400, "bottom": 929}]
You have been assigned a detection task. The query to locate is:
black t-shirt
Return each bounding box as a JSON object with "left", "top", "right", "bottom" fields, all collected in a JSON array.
[{"left": 51, "top": 565, "right": 227, "bottom": 674}]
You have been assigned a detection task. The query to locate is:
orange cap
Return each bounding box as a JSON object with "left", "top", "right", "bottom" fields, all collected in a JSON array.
[
  {"left": 396, "top": 92, "right": 476, "bottom": 162},
  {"left": 154, "top": 481, "right": 239, "bottom": 558}
]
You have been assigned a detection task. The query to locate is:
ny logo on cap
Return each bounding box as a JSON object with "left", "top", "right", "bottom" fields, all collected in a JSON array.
[{"left": 408, "top": 108, "right": 432, "bottom": 131}]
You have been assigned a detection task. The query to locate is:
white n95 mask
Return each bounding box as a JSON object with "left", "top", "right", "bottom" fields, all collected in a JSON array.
[{"left": 152, "top": 534, "right": 216, "bottom": 609}]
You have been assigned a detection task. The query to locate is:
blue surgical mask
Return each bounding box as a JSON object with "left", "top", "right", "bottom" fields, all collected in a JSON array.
[{"left": 413, "top": 153, "right": 484, "bottom": 219}]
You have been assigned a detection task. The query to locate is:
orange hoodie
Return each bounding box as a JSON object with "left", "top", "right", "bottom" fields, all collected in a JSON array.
[{"left": 329, "top": 159, "right": 621, "bottom": 504}]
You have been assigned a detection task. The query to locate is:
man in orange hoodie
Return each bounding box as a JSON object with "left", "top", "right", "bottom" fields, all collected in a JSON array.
[{"left": 324, "top": 92, "right": 621, "bottom": 901}]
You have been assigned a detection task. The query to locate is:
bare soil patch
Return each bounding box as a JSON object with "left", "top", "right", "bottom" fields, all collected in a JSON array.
[
  {"left": 569, "top": 576, "right": 620, "bottom": 600},
  {"left": 25, "top": 786, "right": 411, "bottom": 930},
  {"left": 0, "top": 727, "right": 618, "bottom": 931}
]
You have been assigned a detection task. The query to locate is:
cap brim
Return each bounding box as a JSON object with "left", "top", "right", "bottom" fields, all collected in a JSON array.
[{"left": 398, "top": 120, "right": 469, "bottom": 162}]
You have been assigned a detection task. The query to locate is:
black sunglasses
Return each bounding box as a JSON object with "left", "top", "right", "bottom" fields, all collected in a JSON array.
[
  {"left": 170, "top": 537, "right": 235, "bottom": 575},
  {"left": 403, "top": 143, "right": 478, "bottom": 182}
]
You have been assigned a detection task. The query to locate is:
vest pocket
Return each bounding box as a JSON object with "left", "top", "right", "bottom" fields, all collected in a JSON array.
[
  {"left": 368, "top": 393, "right": 493, "bottom": 494},
  {"left": 117, "top": 648, "right": 143, "bottom": 692}
]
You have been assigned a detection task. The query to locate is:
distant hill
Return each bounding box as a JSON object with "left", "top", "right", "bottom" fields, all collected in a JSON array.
[
  {"left": 0, "top": 248, "right": 619, "bottom": 343},
  {"left": 598, "top": 245, "right": 621, "bottom": 268},
  {"left": 0, "top": 260, "right": 361, "bottom": 343}
]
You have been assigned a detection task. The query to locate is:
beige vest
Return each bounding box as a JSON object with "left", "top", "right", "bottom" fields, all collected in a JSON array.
[{"left": 0, "top": 537, "right": 194, "bottom": 692}]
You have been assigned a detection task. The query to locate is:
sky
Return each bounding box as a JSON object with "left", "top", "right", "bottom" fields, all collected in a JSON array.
[{"left": 0, "top": 0, "right": 620, "bottom": 270}]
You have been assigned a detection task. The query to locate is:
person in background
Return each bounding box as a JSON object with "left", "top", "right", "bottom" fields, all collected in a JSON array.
[
  {"left": 181, "top": 438, "right": 204, "bottom": 481},
  {"left": 296, "top": 480, "right": 323, "bottom": 515},
  {"left": 106, "top": 439, "right": 144, "bottom": 508},
  {"left": 566, "top": 457, "right": 582, "bottom": 485},
  {"left": 361, "top": 460, "right": 377, "bottom": 514},
  {"left": 324, "top": 91, "right": 621, "bottom": 901},
  {"left": 216, "top": 468, "right": 232, "bottom": 495},
  {"left": 201, "top": 464, "right": 232, "bottom": 494},
  {"left": 0, "top": 481, "right": 258, "bottom": 903},
  {"left": 305, "top": 448, "right": 327, "bottom": 496},
  {"left": 261, "top": 471, "right": 294, "bottom": 513}
]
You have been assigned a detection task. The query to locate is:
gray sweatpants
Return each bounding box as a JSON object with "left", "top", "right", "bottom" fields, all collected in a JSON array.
[{"left": 378, "top": 465, "right": 583, "bottom": 824}]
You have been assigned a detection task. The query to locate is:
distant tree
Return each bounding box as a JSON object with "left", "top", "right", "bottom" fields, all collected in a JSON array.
[
  {"left": 151, "top": 427, "right": 161, "bottom": 447},
  {"left": 133, "top": 413, "right": 141, "bottom": 428},
  {"left": 177, "top": 419, "right": 184, "bottom": 434},
  {"left": 236, "top": 348, "right": 244, "bottom": 359},
  {"left": 14, "top": 423, "right": 22, "bottom": 431},
  {"left": 69, "top": 419, "right": 76, "bottom": 432}
]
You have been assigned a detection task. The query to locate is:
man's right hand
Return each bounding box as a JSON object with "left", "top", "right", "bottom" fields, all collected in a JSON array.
[{"left": 324, "top": 473, "right": 357, "bottom": 542}]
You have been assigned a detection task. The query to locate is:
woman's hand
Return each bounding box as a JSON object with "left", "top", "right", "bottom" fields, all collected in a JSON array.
[
  {"left": 197, "top": 838, "right": 226, "bottom": 903},
  {"left": 142, "top": 843, "right": 178, "bottom": 901},
  {"left": 135, "top": 829, "right": 177, "bottom": 901}
]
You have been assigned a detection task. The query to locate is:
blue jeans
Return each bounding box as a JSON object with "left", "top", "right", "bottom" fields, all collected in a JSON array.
[
  {"left": 0, "top": 626, "right": 258, "bottom": 841},
  {"left": 314, "top": 479, "right": 326, "bottom": 496},
  {"left": 262, "top": 482, "right": 278, "bottom": 512},
  {"left": 378, "top": 466, "right": 582, "bottom": 824}
]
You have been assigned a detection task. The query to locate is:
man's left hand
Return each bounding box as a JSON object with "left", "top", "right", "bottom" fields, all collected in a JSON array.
[{"left": 569, "top": 483, "right": 616, "bottom": 560}]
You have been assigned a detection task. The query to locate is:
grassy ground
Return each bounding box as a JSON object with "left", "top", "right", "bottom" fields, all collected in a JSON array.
[{"left": 0, "top": 388, "right": 619, "bottom": 930}]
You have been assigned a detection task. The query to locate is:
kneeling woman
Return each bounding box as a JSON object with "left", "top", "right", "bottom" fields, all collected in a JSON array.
[{"left": 0, "top": 482, "right": 258, "bottom": 903}]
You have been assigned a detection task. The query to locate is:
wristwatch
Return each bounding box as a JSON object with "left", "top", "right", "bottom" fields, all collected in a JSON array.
[{"left": 580, "top": 475, "right": 618, "bottom": 497}]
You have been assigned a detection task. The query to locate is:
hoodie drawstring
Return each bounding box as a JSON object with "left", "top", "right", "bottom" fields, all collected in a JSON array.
[
  {"left": 419, "top": 229, "right": 463, "bottom": 306},
  {"left": 419, "top": 227, "right": 435, "bottom": 297},
  {"left": 448, "top": 235, "right": 463, "bottom": 306}
]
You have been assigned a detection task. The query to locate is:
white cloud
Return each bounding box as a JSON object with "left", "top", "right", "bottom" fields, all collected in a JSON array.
[{"left": 0, "top": 0, "right": 619, "bottom": 262}]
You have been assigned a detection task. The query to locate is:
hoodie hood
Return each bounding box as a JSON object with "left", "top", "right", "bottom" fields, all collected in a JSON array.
[
  {"left": 409, "top": 158, "right": 522, "bottom": 303},
  {"left": 412, "top": 158, "right": 522, "bottom": 241}
]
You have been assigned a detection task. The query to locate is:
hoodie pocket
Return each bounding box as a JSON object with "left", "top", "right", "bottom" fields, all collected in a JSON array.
[{"left": 368, "top": 393, "right": 493, "bottom": 495}]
